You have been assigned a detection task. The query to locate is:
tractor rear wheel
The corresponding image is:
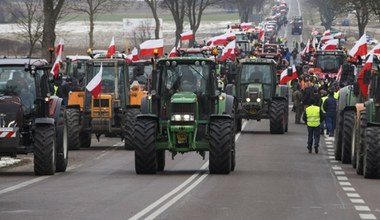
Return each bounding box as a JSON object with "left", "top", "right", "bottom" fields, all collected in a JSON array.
[
  {"left": 342, "top": 111, "right": 355, "bottom": 164},
  {"left": 269, "top": 100, "right": 285, "bottom": 134},
  {"left": 356, "top": 111, "right": 366, "bottom": 175},
  {"left": 124, "top": 108, "right": 141, "bottom": 150},
  {"left": 135, "top": 118, "right": 157, "bottom": 174},
  {"left": 56, "top": 107, "right": 68, "bottom": 172},
  {"left": 209, "top": 118, "right": 232, "bottom": 174},
  {"left": 363, "top": 127, "right": 380, "bottom": 179},
  {"left": 34, "top": 124, "right": 56, "bottom": 175},
  {"left": 66, "top": 108, "right": 81, "bottom": 150}
]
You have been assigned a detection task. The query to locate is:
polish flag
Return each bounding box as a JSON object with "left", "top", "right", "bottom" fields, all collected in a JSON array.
[
  {"left": 50, "top": 38, "right": 64, "bottom": 78},
  {"left": 369, "top": 43, "right": 380, "bottom": 55},
  {"left": 240, "top": 22, "right": 252, "bottom": 30},
  {"left": 168, "top": 46, "right": 178, "bottom": 57},
  {"left": 55, "top": 38, "right": 64, "bottom": 56},
  {"left": 106, "top": 37, "right": 116, "bottom": 58},
  {"left": 280, "top": 65, "right": 298, "bottom": 84},
  {"left": 349, "top": 33, "right": 368, "bottom": 58},
  {"left": 259, "top": 29, "right": 265, "bottom": 42},
  {"left": 139, "top": 39, "right": 164, "bottom": 57},
  {"left": 320, "top": 35, "right": 334, "bottom": 43},
  {"left": 301, "top": 39, "right": 311, "bottom": 56},
  {"left": 323, "top": 29, "right": 331, "bottom": 36},
  {"left": 86, "top": 63, "right": 103, "bottom": 98},
  {"left": 219, "top": 40, "right": 236, "bottom": 62},
  {"left": 207, "top": 33, "right": 228, "bottom": 46},
  {"left": 321, "top": 39, "right": 339, "bottom": 50},
  {"left": 125, "top": 47, "right": 139, "bottom": 63},
  {"left": 333, "top": 32, "right": 343, "bottom": 39},
  {"left": 357, "top": 53, "right": 373, "bottom": 97},
  {"left": 336, "top": 65, "right": 343, "bottom": 81},
  {"left": 180, "top": 30, "right": 193, "bottom": 41}
]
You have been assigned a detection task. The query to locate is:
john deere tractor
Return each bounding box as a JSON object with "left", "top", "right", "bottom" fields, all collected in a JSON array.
[
  {"left": 65, "top": 58, "right": 130, "bottom": 148},
  {"left": 226, "top": 58, "right": 289, "bottom": 133},
  {"left": 0, "top": 58, "right": 68, "bottom": 175},
  {"left": 133, "top": 57, "right": 237, "bottom": 174}
]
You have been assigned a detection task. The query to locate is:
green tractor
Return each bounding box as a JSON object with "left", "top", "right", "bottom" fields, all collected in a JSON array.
[
  {"left": 226, "top": 58, "right": 289, "bottom": 133},
  {"left": 133, "top": 57, "right": 237, "bottom": 174},
  {"left": 356, "top": 64, "right": 380, "bottom": 178}
]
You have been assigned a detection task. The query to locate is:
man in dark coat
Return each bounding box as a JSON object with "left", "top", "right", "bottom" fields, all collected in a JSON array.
[{"left": 323, "top": 90, "right": 337, "bottom": 137}]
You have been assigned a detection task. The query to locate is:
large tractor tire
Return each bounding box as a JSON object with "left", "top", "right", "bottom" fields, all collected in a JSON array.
[
  {"left": 341, "top": 111, "right": 355, "bottom": 164},
  {"left": 334, "top": 113, "right": 343, "bottom": 161},
  {"left": 124, "top": 108, "right": 141, "bottom": 150},
  {"left": 134, "top": 118, "right": 157, "bottom": 174},
  {"left": 209, "top": 118, "right": 232, "bottom": 174},
  {"left": 269, "top": 100, "right": 285, "bottom": 134},
  {"left": 80, "top": 132, "right": 92, "bottom": 148},
  {"left": 66, "top": 108, "right": 81, "bottom": 150},
  {"left": 363, "top": 127, "right": 380, "bottom": 179},
  {"left": 284, "top": 101, "right": 289, "bottom": 132},
  {"left": 356, "top": 111, "right": 366, "bottom": 175},
  {"left": 34, "top": 124, "right": 56, "bottom": 175},
  {"left": 156, "top": 150, "right": 166, "bottom": 172},
  {"left": 56, "top": 108, "right": 68, "bottom": 172}
]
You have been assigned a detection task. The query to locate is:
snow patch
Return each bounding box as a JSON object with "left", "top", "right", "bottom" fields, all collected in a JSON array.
[{"left": 0, "top": 157, "right": 22, "bottom": 168}]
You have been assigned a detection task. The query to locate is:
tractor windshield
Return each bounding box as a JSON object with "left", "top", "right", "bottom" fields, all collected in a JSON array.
[
  {"left": 162, "top": 63, "right": 210, "bottom": 94},
  {"left": 315, "top": 54, "right": 344, "bottom": 73},
  {"left": 92, "top": 64, "right": 126, "bottom": 95},
  {"left": 128, "top": 64, "right": 152, "bottom": 85},
  {"left": 240, "top": 64, "right": 273, "bottom": 84},
  {"left": 0, "top": 67, "right": 36, "bottom": 107}
]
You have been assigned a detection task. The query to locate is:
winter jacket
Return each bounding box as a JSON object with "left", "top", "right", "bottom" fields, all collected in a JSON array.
[{"left": 323, "top": 95, "right": 337, "bottom": 117}]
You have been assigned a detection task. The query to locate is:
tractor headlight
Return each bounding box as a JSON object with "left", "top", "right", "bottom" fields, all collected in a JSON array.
[
  {"left": 246, "top": 98, "right": 251, "bottom": 102},
  {"left": 171, "top": 114, "right": 194, "bottom": 121},
  {"left": 256, "top": 98, "right": 261, "bottom": 102}
]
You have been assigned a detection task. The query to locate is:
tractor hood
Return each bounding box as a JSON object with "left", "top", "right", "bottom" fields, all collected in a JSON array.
[
  {"left": 171, "top": 92, "right": 197, "bottom": 104},
  {"left": 245, "top": 83, "right": 263, "bottom": 103}
]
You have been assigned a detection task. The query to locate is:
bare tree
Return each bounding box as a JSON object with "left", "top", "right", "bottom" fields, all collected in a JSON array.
[
  {"left": 131, "top": 20, "right": 155, "bottom": 46},
  {"left": 307, "top": 0, "right": 346, "bottom": 30},
  {"left": 67, "top": 0, "right": 123, "bottom": 49},
  {"left": 41, "top": 0, "right": 66, "bottom": 61},
  {"left": 236, "top": 0, "right": 254, "bottom": 22},
  {"left": 161, "top": 0, "right": 186, "bottom": 47},
  {"left": 144, "top": 0, "right": 161, "bottom": 39},
  {"left": 345, "top": 0, "right": 372, "bottom": 37},
  {"left": 9, "top": 0, "right": 44, "bottom": 57},
  {"left": 370, "top": 0, "right": 380, "bottom": 22},
  {"left": 186, "top": 0, "right": 216, "bottom": 47}
]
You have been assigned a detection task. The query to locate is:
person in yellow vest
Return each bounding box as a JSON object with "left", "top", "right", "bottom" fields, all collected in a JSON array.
[
  {"left": 303, "top": 98, "right": 325, "bottom": 153},
  {"left": 319, "top": 89, "right": 328, "bottom": 135}
]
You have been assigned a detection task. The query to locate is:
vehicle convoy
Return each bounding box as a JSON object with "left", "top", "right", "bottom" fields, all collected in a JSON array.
[
  {"left": 123, "top": 60, "right": 151, "bottom": 150},
  {"left": 65, "top": 58, "right": 130, "bottom": 149},
  {"left": 291, "top": 16, "right": 303, "bottom": 35},
  {"left": 133, "top": 57, "right": 237, "bottom": 174},
  {"left": 311, "top": 50, "right": 346, "bottom": 79},
  {"left": 0, "top": 58, "right": 68, "bottom": 175},
  {"left": 226, "top": 58, "right": 289, "bottom": 134}
]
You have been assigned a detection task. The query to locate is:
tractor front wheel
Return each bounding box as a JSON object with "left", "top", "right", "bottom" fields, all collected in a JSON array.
[
  {"left": 34, "top": 124, "right": 56, "bottom": 175},
  {"left": 134, "top": 118, "right": 157, "bottom": 174},
  {"left": 209, "top": 118, "right": 232, "bottom": 174}
]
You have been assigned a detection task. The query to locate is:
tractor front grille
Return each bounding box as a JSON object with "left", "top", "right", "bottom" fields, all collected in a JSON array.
[{"left": 171, "top": 103, "right": 195, "bottom": 114}]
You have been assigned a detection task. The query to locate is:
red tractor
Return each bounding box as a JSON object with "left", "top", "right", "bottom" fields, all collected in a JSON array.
[{"left": 0, "top": 58, "right": 68, "bottom": 175}]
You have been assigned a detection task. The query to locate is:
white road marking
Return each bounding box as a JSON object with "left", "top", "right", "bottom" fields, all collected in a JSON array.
[
  {"left": 329, "top": 156, "right": 335, "bottom": 159},
  {"left": 335, "top": 171, "right": 345, "bottom": 175},
  {"left": 332, "top": 166, "right": 342, "bottom": 170},
  {"left": 328, "top": 152, "right": 335, "bottom": 156},
  {"left": 351, "top": 199, "right": 365, "bottom": 204},
  {"left": 337, "top": 176, "right": 348, "bottom": 181},
  {"left": 359, "top": 214, "right": 377, "bottom": 220},
  {"left": 325, "top": 142, "right": 333, "bottom": 145},
  {"left": 327, "top": 148, "right": 334, "bottom": 152},
  {"left": 326, "top": 145, "right": 334, "bottom": 148},
  {"left": 347, "top": 193, "right": 361, "bottom": 198},
  {"left": 342, "top": 187, "right": 356, "bottom": 192},
  {"left": 339, "top": 182, "right": 352, "bottom": 186},
  {"left": 355, "top": 206, "right": 371, "bottom": 211},
  {"left": 330, "top": 160, "right": 339, "bottom": 163},
  {"left": 0, "top": 176, "right": 50, "bottom": 195}
]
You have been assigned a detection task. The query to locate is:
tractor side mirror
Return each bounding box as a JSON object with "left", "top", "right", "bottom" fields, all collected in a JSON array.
[{"left": 363, "top": 70, "right": 371, "bottom": 85}]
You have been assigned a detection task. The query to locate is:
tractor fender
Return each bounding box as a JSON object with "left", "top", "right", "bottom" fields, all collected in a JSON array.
[
  {"left": 136, "top": 114, "right": 158, "bottom": 122},
  {"left": 337, "top": 86, "right": 349, "bottom": 113},
  {"left": 210, "top": 114, "right": 232, "bottom": 121},
  {"left": 35, "top": 117, "right": 55, "bottom": 125},
  {"left": 355, "top": 103, "right": 365, "bottom": 125}
]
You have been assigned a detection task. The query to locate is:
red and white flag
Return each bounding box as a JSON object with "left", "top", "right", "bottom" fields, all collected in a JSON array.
[
  {"left": 139, "top": 39, "right": 164, "bottom": 57},
  {"left": 320, "top": 35, "right": 334, "bottom": 43},
  {"left": 180, "top": 30, "right": 194, "bottom": 41},
  {"left": 333, "top": 32, "right": 343, "bottom": 39},
  {"left": 168, "top": 46, "right": 178, "bottom": 57},
  {"left": 369, "top": 43, "right": 380, "bottom": 55},
  {"left": 301, "top": 39, "right": 311, "bottom": 56},
  {"left": 219, "top": 40, "right": 236, "bottom": 62},
  {"left": 259, "top": 29, "right": 265, "bottom": 42},
  {"left": 357, "top": 53, "right": 373, "bottom": 97},
  {"left": 50, "top": 38, "right": 64, "bottom": 78},
  {"left": 323, "top": 29, "right": 331, "bottom": 36},
  {"left": 106, "top": 37, "right": 116, "bottom": 58},
  {"left": 240, "top": 22, "right": 252, "bottom": 30},
  {"left": 86, "top": 63, "right": 103, "bottom": 98},
  {"left": 336, "top": 65, "right": 343, "bottom": 81},
  {"left": 207, "top": 33, "right": 228, "bottom": 46},
  {"left": 349, "top": 33, "right": 368, "bottom": 58},
  {"left": 280, "top": 65, "right": 298, "bottom": 84},
  {"left": 321, "top": 39, "right": 339, "bottom": 50},
  {"left": 125, "top": 47, "right": 139, "bottom": 63}
]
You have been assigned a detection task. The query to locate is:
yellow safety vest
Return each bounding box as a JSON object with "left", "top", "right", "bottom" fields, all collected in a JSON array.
[
  {"left": 320, "top": 96, "right": 328, "bottom": 113},
  {"left": 306, "top": 105, "right": 320, "bottom": 127},
  {"left": 54, "top": 85, "right": 59, "bottom": 96},
  {"left": 334, "top": 91, "right": 339, "bottom": 99}
]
